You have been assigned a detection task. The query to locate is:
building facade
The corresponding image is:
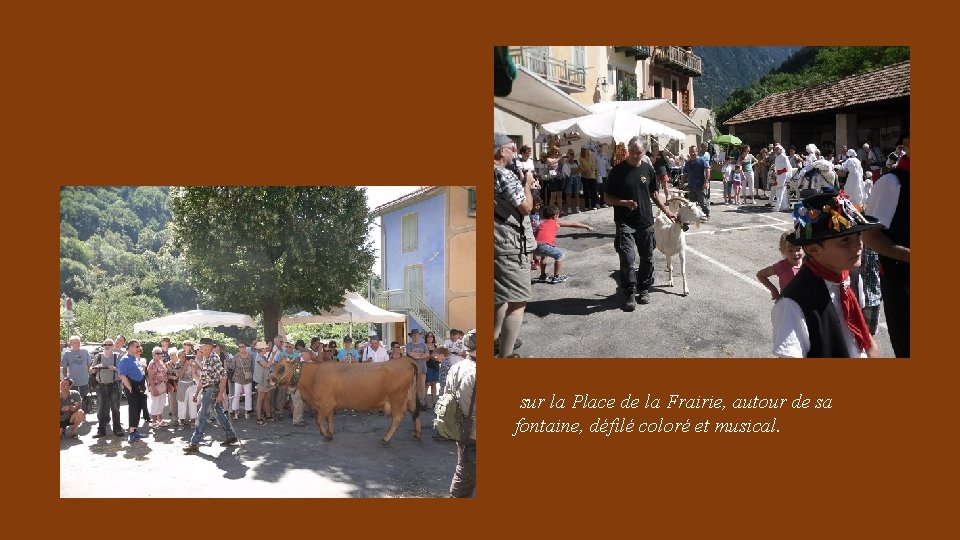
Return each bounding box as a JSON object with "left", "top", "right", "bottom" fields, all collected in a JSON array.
[{"left": 371, "top": 186, "right": 476, "bottom": 346}]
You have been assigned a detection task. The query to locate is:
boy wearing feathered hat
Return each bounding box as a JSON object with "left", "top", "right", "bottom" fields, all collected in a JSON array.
[{"left": 771, "top": 189, "right": 882, "bottom": 358}]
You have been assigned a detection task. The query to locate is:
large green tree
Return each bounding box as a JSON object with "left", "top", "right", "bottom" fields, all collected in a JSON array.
[{"left": 170, "top": 186, "right": 375, "bottom": 341}]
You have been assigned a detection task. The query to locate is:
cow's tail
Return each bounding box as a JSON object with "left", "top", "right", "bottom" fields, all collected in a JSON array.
[{"left": 409, "top": 360, "right": 421, "bottom": 422}]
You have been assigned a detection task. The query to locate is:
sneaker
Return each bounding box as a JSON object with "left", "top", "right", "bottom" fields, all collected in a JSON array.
[
  {"left": 623, "top": 295, "right": 637, "bottom": 312},
  {"left": 549, "top": 275, "right": 569, "bottom": 284},
  {"left": 183, "top": 443, "right": 200, "bottom": 454},
  {"left": 534, "top": 275, "right": 548, "bottom": 283},
  {"left": 94, "top": 432, "right": 107, "bottom": 439},
  {"left": 637, "top": 290, "right": 650, "bottom": 305},
  {"left": 220, "top": 436, "right": 239, "bottom": 447},
  {"left": 493, "top": 337, "right": 522, "bottom": 355},
  {"left": 292, "top": 421, "right": 306, "bottom": 426},
  {"left": 128, "top": 431, "right": 143, "bottom": 443},
  {"left": 113, "top": 430, "right": 125, "bottom": 437}
]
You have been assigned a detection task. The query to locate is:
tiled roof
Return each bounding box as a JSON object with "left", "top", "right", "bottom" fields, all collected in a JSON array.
[
  {"left": 724, "top": 61, "right": 910, "bottom": 125},
  {"left": 370, "top": 186, "right": 441, "bottom": 216}
]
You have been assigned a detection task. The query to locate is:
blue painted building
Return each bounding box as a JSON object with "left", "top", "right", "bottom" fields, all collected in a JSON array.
[{"left": 371, "top": 186, "right": 476, "bottom": 347}]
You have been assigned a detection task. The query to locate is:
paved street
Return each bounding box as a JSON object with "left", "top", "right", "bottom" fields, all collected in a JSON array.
[
  {"left": 520, "top": 180, "right": 894, "bottom": 358},
  {"left": 60, "top": 397, "right": 458, "bottom": 497}
]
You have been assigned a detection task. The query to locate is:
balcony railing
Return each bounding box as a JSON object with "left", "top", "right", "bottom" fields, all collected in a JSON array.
[
  {"left": 509, "top": 47, "right": 586, "bottom": 92},
  {"left": 372, "top": 288, "right": 449, "bottom": 338},
  {"left": 613, "top": 46, "right": 651, "bottom": 60},
  {"left": 653, "top": 46, "right": 702, "bottom": 76}
]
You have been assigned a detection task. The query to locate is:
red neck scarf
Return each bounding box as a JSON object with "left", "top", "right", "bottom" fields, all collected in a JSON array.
[{"left": 803, "top": 257, "right": 871, "bottom": 352}]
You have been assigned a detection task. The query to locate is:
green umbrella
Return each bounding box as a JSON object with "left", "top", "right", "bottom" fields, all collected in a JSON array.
[{"left": 713, "top": 134, "right": 742, "bottom": 146}]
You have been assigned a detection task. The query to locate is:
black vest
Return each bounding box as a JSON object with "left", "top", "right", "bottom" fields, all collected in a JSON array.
[
  {"left": 780, "top": 266, "right": 853, "bottom": 358},
  {"left": 878, "top": 168, "right": 909, "bottom": 285}
]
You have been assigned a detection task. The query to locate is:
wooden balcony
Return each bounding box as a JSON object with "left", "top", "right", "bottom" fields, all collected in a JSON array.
[
  {"left": 653, "top": 46, "right": 702, "bottom": 76},
  {"left": 508, "top": 47, "right": 586, "bottom": 92},
  {"left": 614, "top": 46, "right": 651, "bottom": 60}
]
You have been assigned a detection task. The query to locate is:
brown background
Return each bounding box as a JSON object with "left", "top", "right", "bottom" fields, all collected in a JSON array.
[{"left": 13, "top": 1, "right": 947, "bottom": 536}]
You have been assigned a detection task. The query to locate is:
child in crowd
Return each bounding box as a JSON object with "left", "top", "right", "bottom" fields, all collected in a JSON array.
[
  {"left": 532, "top": 205, "right": 594, "bottom": 284},
  {"left": 721, "top": 157, "right": 734, "bottom": 205},
  {"left": 756, "top": 231, "right": 803, "bottom": 300},
  {"left": 731, "top": 164, "right": 745, "bottom": 205},
  {"left": 771, "top": 190, "right": 881, "bottom": 358}
]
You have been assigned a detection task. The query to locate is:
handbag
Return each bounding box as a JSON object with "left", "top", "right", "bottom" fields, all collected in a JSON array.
[{"left": 151, "top": 383, "right": 167, "bottom": 396}]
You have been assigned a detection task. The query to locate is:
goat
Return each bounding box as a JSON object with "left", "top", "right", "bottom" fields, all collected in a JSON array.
[{"left": 653, "top": 197, "right": 706, "bottom": 296}]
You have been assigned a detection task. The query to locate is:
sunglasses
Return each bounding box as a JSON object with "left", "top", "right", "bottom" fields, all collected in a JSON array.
[{"left": 102, "top": 344, "right": 113, "bottom": 347}]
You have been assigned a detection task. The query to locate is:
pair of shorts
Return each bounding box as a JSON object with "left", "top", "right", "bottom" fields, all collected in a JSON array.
[
  {"left": 494, "top": 253, "right": 532, "bottom": 304},
  {"left": 60, "top": 417, "right": 72, "bottom": 429},
  {"left": 563, "top": 174, "right": 582, "bottom": 194},
  {"left": 533, "top": 243, "right": 564, "bottom": 260},
  {"left": 426, "top": 367, "right": 440, "bottom": 383},
  {"left": 550, "top": 177, "right": 564, "bottom": 192}
]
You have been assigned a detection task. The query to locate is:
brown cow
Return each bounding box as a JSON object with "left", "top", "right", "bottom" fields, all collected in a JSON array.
[{"left": 270, "top": 356, "right": 421, "bottom": 445}]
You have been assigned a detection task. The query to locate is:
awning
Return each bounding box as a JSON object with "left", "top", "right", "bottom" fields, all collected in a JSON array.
[
  {"left": 494, "top": 65, "right": 592, "bottom": 125},
  {"left": 589, "top": 99, "right": 702, "bottom": 135}
]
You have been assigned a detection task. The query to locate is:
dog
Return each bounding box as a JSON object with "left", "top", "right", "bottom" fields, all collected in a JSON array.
[{"left": 653, "top": 197, "right": 706, "bottom": 296}]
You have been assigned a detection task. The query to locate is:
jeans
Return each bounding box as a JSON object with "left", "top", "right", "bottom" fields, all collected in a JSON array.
[
  {"left": 76, "top": 384, "right": 90, "bottom": 412},
  {"left": 688, "top": 184, "right": 709, "bottom": 216},
  {"left": 190, "top": 386, "right": 237, "bottom": 445},
  {"left": 614, "top": 223, "right": 656, "bottom": 295},
  {"left": 96, "top": 383, "right": 123, "bottom": 434},
  {"left": 449, "top": 440, "right": 476, "bottom": 498}
]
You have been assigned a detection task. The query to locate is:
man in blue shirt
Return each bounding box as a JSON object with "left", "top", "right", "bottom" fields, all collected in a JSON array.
[
  {"left": 683, "top": 146, "right": 711, "bottom": 220},
  {"left": 117, "top": 340, "right": 148, "bottom": 443}
]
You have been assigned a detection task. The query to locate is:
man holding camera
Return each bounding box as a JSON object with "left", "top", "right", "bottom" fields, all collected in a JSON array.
[
  {"left": 493, "top": 132, "right": 534, "bottom": 358},
  {"left": 90, "top": 339, "right": 124, "bottom": 437}
]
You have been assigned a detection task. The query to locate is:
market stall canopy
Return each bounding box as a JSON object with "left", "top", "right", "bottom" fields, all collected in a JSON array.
[
  {"left": 279, "top": 292, "right": 405, "bottom": 327},
  {"left": 589, "top": 99, "right": 702, "bottom": 135},
  {"left": 539, "top": 109, "right": 685, "bottom": 145},
  {"left": 494, "top": 65, "right": 592, "bottom": 125},
  {"left": 134, "top": 310, "right": 256, "bottom": 333}
]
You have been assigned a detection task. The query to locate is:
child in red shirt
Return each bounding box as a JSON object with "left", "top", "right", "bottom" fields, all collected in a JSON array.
[{"left": 533, "top": 205, "right": 594, "bottom": 284}]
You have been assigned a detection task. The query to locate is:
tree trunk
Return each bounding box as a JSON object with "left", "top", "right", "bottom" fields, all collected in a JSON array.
[{"left": 262, "top": 298, "right": 283, "bottom": 343}]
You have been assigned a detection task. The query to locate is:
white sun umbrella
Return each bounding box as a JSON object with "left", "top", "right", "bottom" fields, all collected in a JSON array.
[
  {"left": 278, "top": 292, "right": 405, "bottom": 338},
  {"left": 589, "top": 99, "right": 702, "bottom": 135},
  {"left": 539, "top": 109, "right": 643, "bottom": 145},
  {"left": 134, "top": 309, "right": 256, "bottom": 334}
]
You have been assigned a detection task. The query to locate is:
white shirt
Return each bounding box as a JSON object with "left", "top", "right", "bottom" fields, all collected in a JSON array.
[
  {"left": 443, "top": 338, "right": 464, "bottom": 355},
  {"left": 865, "top": 171, "right": 902, "bottom": 228},
  {"left": 363, "top": 344, "right": 390, "bottom": 363},
  {"left": 771, "top": 277, "right": 867, "bottom": 358},
  {"left": 594, "top": 152, "right": 610, "bottom": 179}
]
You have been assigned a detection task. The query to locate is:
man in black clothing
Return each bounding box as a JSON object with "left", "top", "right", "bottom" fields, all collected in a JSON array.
[{"left": 604, "top": 136, "right": 677, "bottom": 311}]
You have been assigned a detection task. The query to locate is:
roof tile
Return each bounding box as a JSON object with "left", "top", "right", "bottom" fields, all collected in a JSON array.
[{"left": 725, "top": 61, "right": 910, "bottom": 125}]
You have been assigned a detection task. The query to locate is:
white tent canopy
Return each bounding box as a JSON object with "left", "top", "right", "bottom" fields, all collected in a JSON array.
[
  {"left": 134, "top": 310, "right": 256, "bottom": 334},
  {"left": 495, "top": 65, "right": 592, "bottom": 125},
  {"left": 539, "top": 108, "right": 685, "bottom": 145},
  {"left": 589, "top": 99, "right": 702, "bottom": 135},
  {"left": 279, "top": 292, "right": 404, "bottom": 327}
]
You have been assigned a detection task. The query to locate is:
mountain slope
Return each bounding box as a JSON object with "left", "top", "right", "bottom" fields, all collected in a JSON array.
[{"left": 694, "top": 46, "right": 802, "bottom": 108}]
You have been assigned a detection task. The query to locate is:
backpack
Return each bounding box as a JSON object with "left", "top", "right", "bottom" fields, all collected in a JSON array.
[{"left": 432, "top": 391, "right": 463, "bottom": 441}]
